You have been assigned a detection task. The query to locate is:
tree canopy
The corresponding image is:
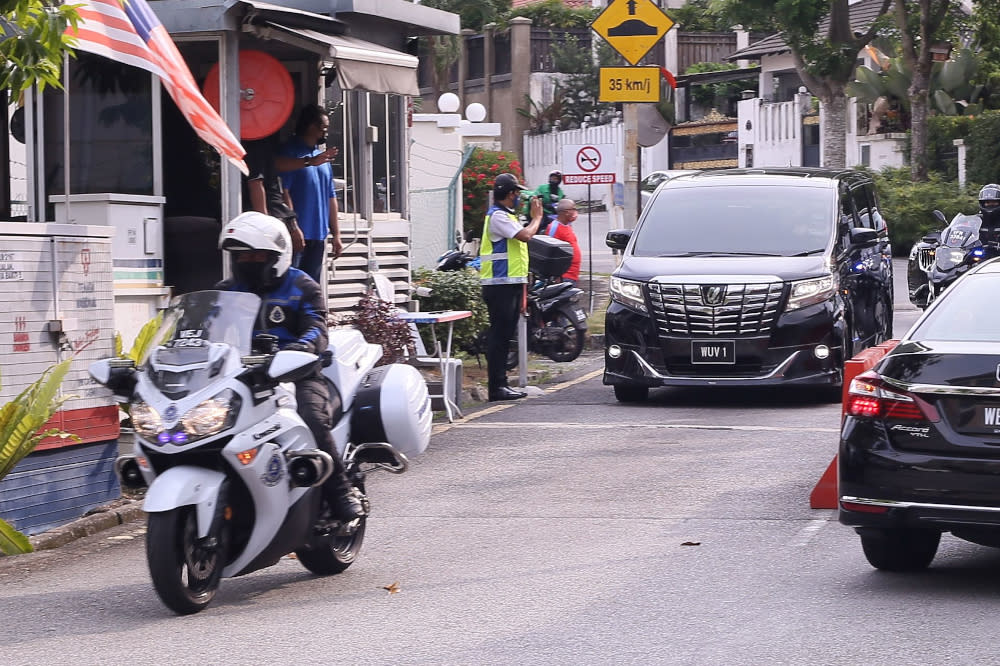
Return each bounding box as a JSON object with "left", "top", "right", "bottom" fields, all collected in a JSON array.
[{"left": 1, "top": 0, "right": 80, "bottom": 97}]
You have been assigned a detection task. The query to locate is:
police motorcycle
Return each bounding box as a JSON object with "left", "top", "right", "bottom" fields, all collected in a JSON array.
[
  {"left": 907, "top": 210, "right": 998, "bottom": 308},
  {"left": 89, "top": 290, "right": 431, "bottom": 615}
]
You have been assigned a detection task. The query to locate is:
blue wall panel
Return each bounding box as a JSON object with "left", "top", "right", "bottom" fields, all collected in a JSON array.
[{"left": 0, "top": 441, "right": 121, "bottom": 535}]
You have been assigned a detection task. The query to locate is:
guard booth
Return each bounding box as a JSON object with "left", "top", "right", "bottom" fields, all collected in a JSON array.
[{"left": 1, "top": 0, "right": 458, "bottom": 533}]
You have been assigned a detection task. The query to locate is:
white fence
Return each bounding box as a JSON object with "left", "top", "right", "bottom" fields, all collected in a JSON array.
[
  {"left": 522, "top": 123, "right": 670, "bottom": 207},
  {"left": 737, "top": 98, "right": 809, "bottom": 168}
]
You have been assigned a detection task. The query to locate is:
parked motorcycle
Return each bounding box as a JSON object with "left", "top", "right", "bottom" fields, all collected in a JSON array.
[
  {"left": 907, "top": 209, "right": 999, "bottom": 308},
  {"left": 89, "top": 290, "right": 431, "bottom": 615},
  {"left": 432, "top": 238, "right": 587, "bottom": 367}
]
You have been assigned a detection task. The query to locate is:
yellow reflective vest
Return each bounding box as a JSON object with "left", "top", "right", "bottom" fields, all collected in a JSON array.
[{"left": 479, "top": 206, "right": 529, "bottom": 285}]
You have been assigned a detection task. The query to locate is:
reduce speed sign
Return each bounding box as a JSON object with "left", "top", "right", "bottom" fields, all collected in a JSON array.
[{"left": 561, "top": 143, "right": 617, "bottom": 185}]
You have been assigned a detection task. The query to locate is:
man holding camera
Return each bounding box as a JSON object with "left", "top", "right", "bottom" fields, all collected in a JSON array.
[{"left": 479, "top": 173, "right": 544, "bottom": 401}]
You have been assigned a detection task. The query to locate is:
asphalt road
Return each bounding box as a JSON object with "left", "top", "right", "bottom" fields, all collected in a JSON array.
[{"left": 3, "top": 256, "right": 971, "bottom": 665}]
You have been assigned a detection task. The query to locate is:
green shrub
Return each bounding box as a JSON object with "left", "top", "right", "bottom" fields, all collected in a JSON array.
[
  {"left": 462, "top": 148, "right": 523, "bottom": 239},
  {"left": 966, "top": 110, "right": 1000, "bottom": 185},
  {"left": 927, "top": 114, "right": 972, "bottom": 180},
  {"left": 411, "top": 267, "right": 489, "bottom": 355},
  {"left": 872, "top": 167, "right": 978, "bottom": 256}
]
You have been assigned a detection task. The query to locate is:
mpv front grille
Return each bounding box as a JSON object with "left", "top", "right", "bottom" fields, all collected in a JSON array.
[{"left": 647, "top": 281, "right": 785, "bottom": 337}]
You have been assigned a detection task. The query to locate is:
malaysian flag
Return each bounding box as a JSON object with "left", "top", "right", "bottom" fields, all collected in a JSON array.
[{"left": 65, "top": 0, "right": 248, "bottom": 175}]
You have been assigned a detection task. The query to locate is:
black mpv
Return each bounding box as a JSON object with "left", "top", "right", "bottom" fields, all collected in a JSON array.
[{"left": 604, "top": 168, "right": 894, "bottom": 402}]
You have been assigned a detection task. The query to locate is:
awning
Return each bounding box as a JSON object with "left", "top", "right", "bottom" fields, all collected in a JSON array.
[{"left": 259, "top": 23, "right": 419, "bottom": 96}]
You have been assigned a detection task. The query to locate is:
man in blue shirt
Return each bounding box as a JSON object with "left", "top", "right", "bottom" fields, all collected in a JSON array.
[{"left": 277, "top": 105, "right": 341, "bottom": 283}]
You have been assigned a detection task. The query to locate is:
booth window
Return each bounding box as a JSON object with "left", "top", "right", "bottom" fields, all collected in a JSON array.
[
  {"left": 370, "top": 92, "right": 404, "bottom": 214},
  {"left": 43, "top": 54, "right": 154, "bottom": 210}
]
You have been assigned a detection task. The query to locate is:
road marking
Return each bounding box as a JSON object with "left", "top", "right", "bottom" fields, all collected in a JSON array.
[
  {"left": 432, "top": 369, "right": 604, "bottom": 435},
  {"left": 788, "top": 515, "right": 834, "bottom": 547},
  {"left": 450, "top": 422, "right": 839, "bottom": 433}
]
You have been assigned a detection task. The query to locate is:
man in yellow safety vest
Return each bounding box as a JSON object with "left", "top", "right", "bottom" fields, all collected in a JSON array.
[{"left": 479, "top": 173, "right": 544, "bottom": 400}]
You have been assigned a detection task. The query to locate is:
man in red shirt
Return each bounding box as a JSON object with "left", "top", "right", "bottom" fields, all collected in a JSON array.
[{"left": 546, "top": 198, "right": 582, "bottom": 285}]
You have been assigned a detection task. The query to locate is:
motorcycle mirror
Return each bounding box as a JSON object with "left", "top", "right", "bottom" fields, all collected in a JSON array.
[
  {"left": 932, "top": 210, "right": 947, "bottom": 225},
  {"left": 849, "top": 227, "right": 879, "bottom": 247},
  {"left": 268, "top": 350, "right": 320, "bottom": 383},
  {"left": 606, "top": 229, "right": 633, "bottom": 251}
]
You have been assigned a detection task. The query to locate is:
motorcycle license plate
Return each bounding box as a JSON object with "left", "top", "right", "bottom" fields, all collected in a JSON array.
[{"left": 691, "top": 340, "right": 735, "bottom": 364}]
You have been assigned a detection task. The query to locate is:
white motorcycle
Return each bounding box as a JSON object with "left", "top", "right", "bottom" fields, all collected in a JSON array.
[{"left": 89, "top": 290, "right": 431, "bottom": 615}]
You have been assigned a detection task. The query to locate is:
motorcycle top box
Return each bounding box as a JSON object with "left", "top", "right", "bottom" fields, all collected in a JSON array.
[
  {"left": 528, "top": 235, "right": 573, "bottom": 278},
  {"left": 604, "top": 168, "right": 894, "bottom": 403}
]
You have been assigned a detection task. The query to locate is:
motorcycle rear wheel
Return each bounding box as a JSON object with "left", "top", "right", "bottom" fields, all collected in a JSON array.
[
  {"left": 146, "top": 507, "right": 225, "bottom": 615},
  {"left": 296, "top": 494, "right": 368, "bottom": 575},
  {"left": 543, "top": 311, "right": 585, "bottom": 363}
]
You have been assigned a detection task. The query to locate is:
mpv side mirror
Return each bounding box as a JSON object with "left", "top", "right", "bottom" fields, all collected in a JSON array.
[
  {"left": 850, "top": 227, "right": 879, "bottom": 247},
  {"left": 921, "top": 234, "right": 939, "bottom": 244},
  {"left": 932, "top": 209, "right": 947, "bottom": 225},
  {"left": 606, "top": 229, "right": 633, "bottom": 251}
]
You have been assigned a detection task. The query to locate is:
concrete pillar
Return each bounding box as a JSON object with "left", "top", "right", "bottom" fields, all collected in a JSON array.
[
  {"left": 509, "top": 17, "right": 533, "bottom": 159},
  {"left": 954, "top": 139, "right": 967, "bottom": 188},
  {"left": 664, "top": 28, "right": 678, "bottom": 76},
  {"left": 483, "top": 23, "right": 495, "bottom": 122},
  {"left": 735, "top": 27, "right": 750, "bottom": 70}
]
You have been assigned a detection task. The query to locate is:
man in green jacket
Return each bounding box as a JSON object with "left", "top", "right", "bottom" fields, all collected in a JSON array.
[{"left": 533, "top": 170, "right": 565, "bottom": 221}]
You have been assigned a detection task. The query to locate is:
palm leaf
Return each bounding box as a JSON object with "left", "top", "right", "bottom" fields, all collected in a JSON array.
[
  {"left": 125, "top": 312, "right": 164, "bottom": 363},
  {"left": 0, "top": 359, "right": 75, "bottom": 480},
  {"left": 0, "top": 517, "right": 32, "bottom": 555}
]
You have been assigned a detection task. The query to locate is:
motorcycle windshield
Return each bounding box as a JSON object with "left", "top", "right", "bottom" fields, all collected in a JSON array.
[
  {"left": 141, "top": 291, "right": 260, "bottom": 396},
  {"left": 942, "top": 214, "right": 982, "bottom": 248}
]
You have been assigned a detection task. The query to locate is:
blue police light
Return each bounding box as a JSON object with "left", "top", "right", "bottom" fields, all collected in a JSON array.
[
  {"left": 853, "top": 262, "right": 866, "bottom": 272},
  {"left": 172, "top": 431, "right": 189, "bottom": 444},
  {"left": 973, "top": 248, "right": 985, "bottom": 256},
  {"left": 157, "top": 431, "right": 171, "bottom": 444}
]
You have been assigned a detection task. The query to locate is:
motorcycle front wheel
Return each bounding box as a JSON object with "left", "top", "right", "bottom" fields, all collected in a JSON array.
[
  {"left": 296, "top": 491, "right": 368, "bottom": 575},
  {"left": 542, "top": 310, "right": 586, "bottom": 363},
  {"left": 146, "top": 507, "right": 225, "bottom": 615}
]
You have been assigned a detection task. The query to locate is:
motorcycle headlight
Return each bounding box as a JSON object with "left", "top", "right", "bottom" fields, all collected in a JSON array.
[
  {"left": 131, "top": 401, "right": 162, "bottom": 439},
  {"left": 936, "top": 249, "right": 966, "bottom": 270},
  {"left": 787, "top": 275, "right": 837, "bottom": 311},
  {"left": 180, "top": 389, "right": 240, "bottom": 439},
  {"left": 610, "top": 276, "right": 647, "bottom": 313}
]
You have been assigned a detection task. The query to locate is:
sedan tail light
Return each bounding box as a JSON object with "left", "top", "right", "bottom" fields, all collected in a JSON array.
[{"left": 846, "top": 370, "right": 939, "bottom": 421}]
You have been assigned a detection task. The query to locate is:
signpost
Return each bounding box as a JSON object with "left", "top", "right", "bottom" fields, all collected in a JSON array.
[
  {"left": 591, "top": 0, "right": 678, "bottom": 228},
  {"left": 599, "top": 66, "right": 661, "bottom": 103},
  {"left": 562, "top": 143, "right": 617, "bottom": 312},
  {"left": 591, "top": 0, "right": 675, "bottom": 66}
]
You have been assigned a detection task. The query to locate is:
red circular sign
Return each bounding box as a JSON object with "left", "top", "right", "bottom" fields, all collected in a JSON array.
[{"left": 576, "top": 146, "right": 602, "bottom": 172}]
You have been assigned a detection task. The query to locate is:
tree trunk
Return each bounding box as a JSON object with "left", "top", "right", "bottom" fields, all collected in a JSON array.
[
  {"left": 909, "top": 81, "right": 930, "bottom": 182},
  {"left": 820, "top": 91, "right": 848, "bottom": 169}
]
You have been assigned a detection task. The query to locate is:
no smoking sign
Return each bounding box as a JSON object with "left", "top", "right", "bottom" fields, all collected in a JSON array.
[{"left": 562, "top": 143, "right": 617, "bottom": 185}]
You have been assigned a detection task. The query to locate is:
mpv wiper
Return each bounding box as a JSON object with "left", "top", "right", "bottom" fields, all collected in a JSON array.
[{"left": 789, "top": 248, "right": 827, "bottom": 257}]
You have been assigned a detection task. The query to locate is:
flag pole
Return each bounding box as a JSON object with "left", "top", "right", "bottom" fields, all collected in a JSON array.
[{"left": 63, "top": 52, "right": 71, "bottom": 223}]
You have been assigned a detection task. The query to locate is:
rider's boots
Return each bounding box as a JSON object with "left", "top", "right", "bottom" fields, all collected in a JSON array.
[{"left": 324, "top": 471, "right": 365, "bottom": 522}]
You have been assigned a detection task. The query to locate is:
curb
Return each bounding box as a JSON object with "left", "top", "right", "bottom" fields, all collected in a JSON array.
[{"left": 28, "top": 500, "right": 145, "bottom": 552}]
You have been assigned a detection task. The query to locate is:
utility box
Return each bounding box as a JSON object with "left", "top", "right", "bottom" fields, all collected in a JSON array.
[{"left": 0, "top": 222, "right": 120, "bottom": 534}]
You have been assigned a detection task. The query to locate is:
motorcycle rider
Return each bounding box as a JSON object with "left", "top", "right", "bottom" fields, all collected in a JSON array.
[
  {"left": 533, "top": 170, "right": 565, "bottom": 222},
  {"left": 480, "top": 173, "right": 543, "bottom": 401},
  {"left": 217, "top": 211, "right": 364, "bottom": 521}
]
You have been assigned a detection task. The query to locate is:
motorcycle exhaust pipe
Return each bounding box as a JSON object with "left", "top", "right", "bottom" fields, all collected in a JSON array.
[
  {"left": 114, "top": 455, "right": 148, "bottom": 492},
  {"left": 286, "top": 450, "right": 335, "bottom": 488}
]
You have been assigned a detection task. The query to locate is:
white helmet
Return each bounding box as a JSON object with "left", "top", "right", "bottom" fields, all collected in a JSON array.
[{"left": 219, "top": 211, "right": 292, "bottom": 290}]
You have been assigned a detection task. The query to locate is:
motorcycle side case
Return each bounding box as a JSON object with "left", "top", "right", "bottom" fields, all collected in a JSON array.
[
  {"left": 528, "top": 235, "right": 573, "bottom": 279},
  {"left": 351, "top": 363, "right": 432, "bottom": 458}
]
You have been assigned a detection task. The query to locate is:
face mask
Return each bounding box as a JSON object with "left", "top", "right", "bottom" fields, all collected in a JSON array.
[
  {"left": 233, "top": 257, "right": 274, "bottom": 293},
  {"left": 549, "top": 179, "right": 560, "bottom": 188},
  {"left": 512, "top": 195, "right": 521, "bottom": 209}
]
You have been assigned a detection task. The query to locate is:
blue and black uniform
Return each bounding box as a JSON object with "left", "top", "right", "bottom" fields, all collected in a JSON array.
[{"left": 217, "top": 267, "right": 340, "bottom": 458}]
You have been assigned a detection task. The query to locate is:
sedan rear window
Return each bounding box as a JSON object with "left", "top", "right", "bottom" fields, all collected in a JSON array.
[
  {"left": 633, "top": 185, "right": 836, "bottom": 257},
  {"left": 911, "top": 272, "right": 1000, "bottom": 342}
]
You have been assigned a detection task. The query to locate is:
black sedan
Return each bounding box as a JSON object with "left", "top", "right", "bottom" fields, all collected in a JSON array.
[{"left": 840, "top": 257, "right": 1000, "bottom": 570}]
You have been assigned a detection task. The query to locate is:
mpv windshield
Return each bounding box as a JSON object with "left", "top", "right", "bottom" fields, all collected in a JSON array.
[{"left": 633, "top": 185, "right": 837, "bottom": 257}]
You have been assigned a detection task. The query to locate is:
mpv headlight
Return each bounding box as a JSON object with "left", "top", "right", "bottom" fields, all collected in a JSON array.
[
  {"left": 787, "top": 275, "right": 837, "bottom": 311},
  {"left": 610, "top": 276, "right": 647, "bottom": 313}
]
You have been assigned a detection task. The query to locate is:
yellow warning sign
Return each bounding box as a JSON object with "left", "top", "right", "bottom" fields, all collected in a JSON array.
[
  {"left": 591, "top": 0, "right": 676, "bottom": 66},
  {"left": 599, "top": 67, "right": 661, "bottom": 103}
]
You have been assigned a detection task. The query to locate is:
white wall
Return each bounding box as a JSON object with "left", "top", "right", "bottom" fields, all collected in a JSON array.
[{"left": 410, "top": 113, "right": 465, "bottom": 270}]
